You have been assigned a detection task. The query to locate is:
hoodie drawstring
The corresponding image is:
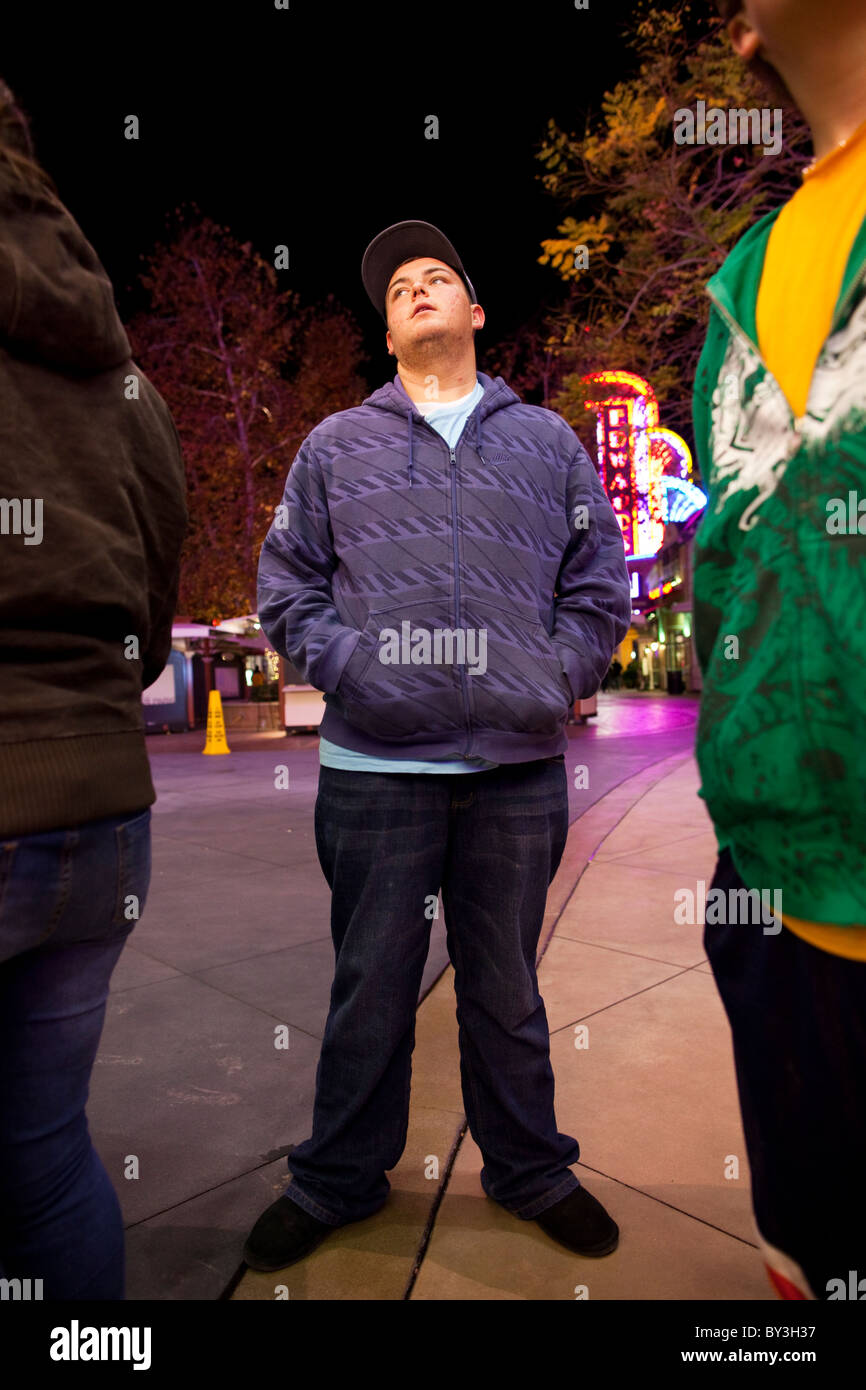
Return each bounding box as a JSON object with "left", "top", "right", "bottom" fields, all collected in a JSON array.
[{"left": 476, "top": 409, "right": 486, "bottom": 465}]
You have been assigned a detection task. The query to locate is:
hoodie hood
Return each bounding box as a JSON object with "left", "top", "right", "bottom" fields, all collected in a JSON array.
[
  {"left": 0, "top": 80, "right": 131, "bottom": 372},
  {"left": 361, "top": 370, "right": 520, "bottom": 487}
]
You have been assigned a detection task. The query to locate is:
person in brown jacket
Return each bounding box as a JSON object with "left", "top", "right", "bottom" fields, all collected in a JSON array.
[{"left": 0, "top": 79, "right": 188, "bottom": 1299}]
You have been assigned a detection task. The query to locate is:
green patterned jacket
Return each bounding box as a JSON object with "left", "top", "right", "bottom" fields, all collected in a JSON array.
[{"left": 692, "top": 207, "right": 866, "bottom": 925}]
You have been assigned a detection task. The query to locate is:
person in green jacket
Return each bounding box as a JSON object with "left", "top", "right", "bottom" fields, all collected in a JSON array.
[{"left": 695, "top": 1, "right": 866, "bottom": 1300}]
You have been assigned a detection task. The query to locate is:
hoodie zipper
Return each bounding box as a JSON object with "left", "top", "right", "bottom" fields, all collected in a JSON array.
[
  {"left": 448, "top": 444, "right": 474, "bottom": 752},
  {"left": 410, "top": 409, "right": 474, "bottom": 751},
  {"left": 706, "top": 286, "right": 803, "bottom": 458}
]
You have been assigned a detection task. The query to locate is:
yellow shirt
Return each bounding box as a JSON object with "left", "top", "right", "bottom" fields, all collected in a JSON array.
[
  {"left": 757, "top": 115, "right": 866, "bottom": 418},
  {"left": 778, "top": 914, "right": 866, "bottom": 962},
  {"left": 755, "top": 117, "right": 866, "bottom": 962}
]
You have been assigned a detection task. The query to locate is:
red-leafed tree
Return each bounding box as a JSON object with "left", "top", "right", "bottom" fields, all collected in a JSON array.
[{"left": 126, "top": 206, "right": 367, "bottom": 620}]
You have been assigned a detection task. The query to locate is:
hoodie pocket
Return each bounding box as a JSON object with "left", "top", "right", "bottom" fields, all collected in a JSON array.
[
  {"left": 460, "top": 598, "right": 573, "bottom": 736},
  {"left": 335, "top": 600, "right": 467, "bottom": 741}
]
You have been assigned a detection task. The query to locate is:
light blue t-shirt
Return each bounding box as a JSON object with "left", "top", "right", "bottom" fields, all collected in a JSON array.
[{"left": 320, "top": 378, "right": 498, "bottom": 774}]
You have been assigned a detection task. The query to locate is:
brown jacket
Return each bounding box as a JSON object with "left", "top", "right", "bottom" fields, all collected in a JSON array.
[{"left": 0, "top": 86, "right": 188, "bottom": 835}]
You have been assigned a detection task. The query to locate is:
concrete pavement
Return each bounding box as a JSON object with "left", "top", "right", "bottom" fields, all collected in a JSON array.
[{"left": 85, "top": 692, "right": 774, "bottom": 1300}]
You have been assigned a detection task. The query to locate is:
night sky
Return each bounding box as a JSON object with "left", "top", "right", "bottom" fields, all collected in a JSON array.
[{"left": 5, "top": 1, "right": 635, "bottom": 387}]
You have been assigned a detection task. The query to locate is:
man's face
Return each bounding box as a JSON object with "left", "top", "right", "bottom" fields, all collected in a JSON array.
[{"left": 384, "top": 257, "right": 482, "bottom": 359}]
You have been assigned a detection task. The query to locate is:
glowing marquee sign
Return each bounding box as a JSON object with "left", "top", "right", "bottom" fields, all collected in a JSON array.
[{"left": 582, "top": 371, "right": 706, "bottom": 558}]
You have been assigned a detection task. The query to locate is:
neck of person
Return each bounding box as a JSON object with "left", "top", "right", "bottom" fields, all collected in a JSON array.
[
  {"left": 781, "top": 42, "right": 866, "bottom": 160},
  {"left": 395, "top": 353, "right": 478, "bottom": 405}
]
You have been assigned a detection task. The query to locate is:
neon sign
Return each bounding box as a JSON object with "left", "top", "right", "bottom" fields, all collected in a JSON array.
[{"left": 582, "top": 371, "right": 706, "bottom": 557}]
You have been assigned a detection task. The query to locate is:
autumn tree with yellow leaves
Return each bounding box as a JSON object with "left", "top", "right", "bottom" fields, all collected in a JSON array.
[{"left": 486, "top": 1, "right": 811, "bottom": 455}]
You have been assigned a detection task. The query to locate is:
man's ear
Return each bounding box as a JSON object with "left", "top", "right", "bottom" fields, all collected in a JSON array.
[{"left": 728, "top": 13, "right": 762, "bottom": 62}]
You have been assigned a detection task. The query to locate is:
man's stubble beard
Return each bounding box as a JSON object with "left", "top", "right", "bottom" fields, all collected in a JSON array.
[{"left": 391, "top": 325, "right": 465, "bottom": 368}]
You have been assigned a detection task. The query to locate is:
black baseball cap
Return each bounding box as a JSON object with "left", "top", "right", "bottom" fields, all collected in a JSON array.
[{"left": 361, "top": 220, "right": 477, "bottom": 322}]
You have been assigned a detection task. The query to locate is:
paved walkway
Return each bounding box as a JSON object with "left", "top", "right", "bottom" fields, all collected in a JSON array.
[
  {"left": 88, "top": 693, "right": 774, "bottom": 1301},
  {"left": 228, "top": 748, "right": 772, "bottom": 1302}
]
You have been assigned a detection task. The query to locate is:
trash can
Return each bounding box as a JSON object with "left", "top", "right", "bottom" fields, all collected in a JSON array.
[{"left": 666, "top": 670, "right": 685, "bottom": 695}]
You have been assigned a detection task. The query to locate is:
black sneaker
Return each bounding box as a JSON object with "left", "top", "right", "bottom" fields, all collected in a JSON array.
[
  {"left": 533, "top": 1185, "right": 619, "bottom": 1256},
  {"left": 243, "top": 1194, "right": 337, "bottom": 1272}
]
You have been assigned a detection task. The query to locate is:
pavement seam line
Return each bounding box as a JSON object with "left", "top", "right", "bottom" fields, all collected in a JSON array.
[
  {"left": 124, "top": 1154, "right": 295, "bottom": 1236},
  {"left": 572, "top": 1163, "right": 761, "bottom": 1251},
  {"left": 401, "top": 1116, "right": 470, "bottom": 1300},
  {"left": 546, "top": 965, "right": 701, "bottom": 1037},
  {"left": 548, "top": 933, "right": 707, "bottom": 969}
]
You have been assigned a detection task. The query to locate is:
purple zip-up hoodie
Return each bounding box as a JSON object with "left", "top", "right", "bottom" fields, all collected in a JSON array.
[{"left": 256, "top": 370, "right": 632, "bottom": 763}]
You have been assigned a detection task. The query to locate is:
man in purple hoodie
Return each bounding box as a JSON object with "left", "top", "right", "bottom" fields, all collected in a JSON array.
[{"left": 248, "top": 220, "right": 632, "bottom": 1272}]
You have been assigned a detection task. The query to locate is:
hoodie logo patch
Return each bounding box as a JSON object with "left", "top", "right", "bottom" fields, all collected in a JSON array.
[{"left": 489, "top": 452, "right": 511, "bottom": 464}]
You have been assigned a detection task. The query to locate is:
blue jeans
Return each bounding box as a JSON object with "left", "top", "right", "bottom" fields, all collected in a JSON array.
[
  {"left": 0, "top": 807, "right": 151, "bottom": 1300},
  {"left": 283, "top": 756, "right": 581, "bottom": 1226}
]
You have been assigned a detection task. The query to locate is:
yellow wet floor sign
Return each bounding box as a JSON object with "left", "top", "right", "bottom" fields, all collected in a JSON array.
[{"left": 203, "top": 689, "right": 230, "bottom": 755}]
